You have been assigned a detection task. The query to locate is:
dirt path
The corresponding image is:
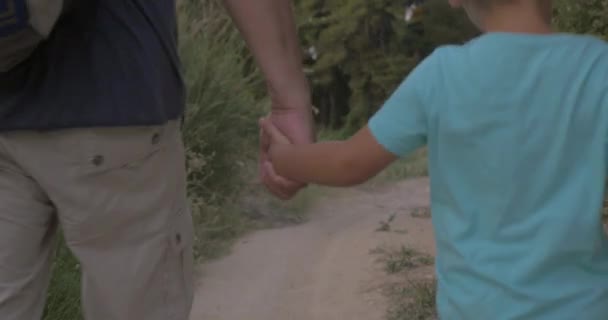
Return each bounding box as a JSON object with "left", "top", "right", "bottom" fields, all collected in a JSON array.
[{"left": 189, "top": 178, "right": 435, "bottom": 320}]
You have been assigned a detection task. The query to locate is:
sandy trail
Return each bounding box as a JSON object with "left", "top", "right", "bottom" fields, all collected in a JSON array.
[{"left": 189, "top": 178, "right": 434, "bottom": 320}]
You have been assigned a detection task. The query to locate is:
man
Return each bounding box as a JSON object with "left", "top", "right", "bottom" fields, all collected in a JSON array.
[{"left": 0, "top": 1, "right": 312, "bottom": 319}]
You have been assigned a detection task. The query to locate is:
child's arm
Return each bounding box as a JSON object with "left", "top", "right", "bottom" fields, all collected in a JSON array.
[
  {"left": 259, "top": 45, "right": 440, "bottom": 187},
  {"left": 260, "top": 118, "right": 398, "bottom": 187}
]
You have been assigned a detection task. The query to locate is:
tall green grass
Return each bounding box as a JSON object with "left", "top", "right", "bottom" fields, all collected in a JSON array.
[
  {"left": 43, "top": 240, "right": 83, "bottom": 319},
  {"left": 178, "top": 0, "right": 268, "bottom": 260}
]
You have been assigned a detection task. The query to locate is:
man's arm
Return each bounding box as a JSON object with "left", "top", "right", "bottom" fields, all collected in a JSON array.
[
  {"left": 223, "top": 0, "right": 315, "bottom": 199},
  {"left": 222, "top": 0, "right": 310, "bottom": 112}
]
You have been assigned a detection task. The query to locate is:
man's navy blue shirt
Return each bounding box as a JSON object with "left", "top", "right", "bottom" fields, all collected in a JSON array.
[{"left": 0, "top": 0, "right": 184, "bottom": 130}]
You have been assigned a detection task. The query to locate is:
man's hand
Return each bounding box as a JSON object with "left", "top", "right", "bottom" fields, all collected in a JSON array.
[
  {"left": 258, "top": 115, "right": 300, "bottom": 198},
  {"left": 259, "top": 115, "right": 292, "bottom": 150},
  {"left": 259, "top": 105, "right": 314, "bottom": 200}
]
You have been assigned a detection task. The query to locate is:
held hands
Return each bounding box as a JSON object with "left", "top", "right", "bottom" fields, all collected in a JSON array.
[
  {"left": 259, "top": 116, "right": 291, "bottom": 156},
  {"left": 257, "top": 74, "right": 315, "bottom": 200},
  {"left": 258, "top": 109, "right": 313, "bottom": 200},
  {"left": 222, "top": 0, "right": 316, "bottom": 199}
]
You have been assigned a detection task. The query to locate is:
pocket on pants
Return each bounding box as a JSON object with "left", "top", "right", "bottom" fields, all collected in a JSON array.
[
  {"left": 56, "top": 121, "right": 183, "bottom": 237},
  {"left": 78, "top": 124, "right": 172, "bottom": 175},
  {"left": 165, "top": 207, "right": 195, "bottom": 319}
]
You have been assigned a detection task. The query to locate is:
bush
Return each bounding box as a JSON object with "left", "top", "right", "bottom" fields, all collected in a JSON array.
[
  {"left": 178, "top": 0, "right": 266, "bottom": 259},
  {"left": 296, "top": 0, "right": 477, "bottom": 134},
  {"left": 554, "top": 0, "right": 608, "bottom": 39}
]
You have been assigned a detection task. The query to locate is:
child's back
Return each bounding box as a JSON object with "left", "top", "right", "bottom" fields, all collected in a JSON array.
[{"left": 370, "top": 32, "right": 608, "bottom": 319}]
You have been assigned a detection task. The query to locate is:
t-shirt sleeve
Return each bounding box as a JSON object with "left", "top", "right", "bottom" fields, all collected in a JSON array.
[{"left": 368, "top": 51, "right": 439, "bottom": 157}]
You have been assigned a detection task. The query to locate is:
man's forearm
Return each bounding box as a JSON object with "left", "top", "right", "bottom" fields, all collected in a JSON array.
[{"left": 222, "top": 0, "right": 310, "bottom": 110}]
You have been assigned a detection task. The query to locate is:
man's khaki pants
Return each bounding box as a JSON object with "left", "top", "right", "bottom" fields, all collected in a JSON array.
[{"left": 0, "top": 121, "right": 194, "bottom": 320}]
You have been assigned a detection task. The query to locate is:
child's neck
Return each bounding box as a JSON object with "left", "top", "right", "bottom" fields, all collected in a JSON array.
[{"left": 480, "top": 3, "right": 553, "bottom": 35}]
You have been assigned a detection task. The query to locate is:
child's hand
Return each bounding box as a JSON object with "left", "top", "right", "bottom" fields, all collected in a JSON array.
[
  {"left": 259, "top": 116, "right": 292, "bottom": 151},
  {"left": 259, "top": 116, "right": 294, "bottom": 194}
]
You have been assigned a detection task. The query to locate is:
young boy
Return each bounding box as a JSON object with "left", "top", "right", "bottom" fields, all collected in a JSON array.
[{"left": 260, "top": 0, "right": 608, "bottom": 319}]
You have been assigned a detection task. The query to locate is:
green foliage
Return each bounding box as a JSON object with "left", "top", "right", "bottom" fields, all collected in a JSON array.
[
  {"left": 386, "top": 279, "right": 438, "bottom": 320},
  {"left": 180, "top": 0, "right": 263, "bottom": 203},
  {"left": 179, "top": 0, "right": 268, "bottom": 260},
  {"left": 297, "top": 0, "right": 477, "bottom": 133},
  {"left": 44, "top": 240, "right": 83, "bottom": 320},
  {"left": 372, "top": 245, "right": 434, "bottom": 274},
  {"left": 554, "top": 0, "right": 608, "bottom": 38},
  {"left": 373, "top": 243, "right": 437, "bottom": 320}
]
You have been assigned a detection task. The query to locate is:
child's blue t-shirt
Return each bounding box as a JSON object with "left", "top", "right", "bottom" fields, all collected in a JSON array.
[{"left": 369, "top": 33, "right": 608, "bottom": 320}]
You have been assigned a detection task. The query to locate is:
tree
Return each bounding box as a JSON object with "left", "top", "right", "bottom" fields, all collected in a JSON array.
[
  {"left": 296, "top": 0, "right": 477, "bottom": 133},
  {"left": 554, "top": 0, "right": 608, "bottom": 38}
]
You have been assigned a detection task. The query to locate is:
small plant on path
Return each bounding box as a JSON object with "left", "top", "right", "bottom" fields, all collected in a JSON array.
[
  {"left": 371, "top": 245, "right": 434, "bottom": 274},
  {"left": 372, "top": 243, "right": 437, "bottom": 320},
  {"left": 377, "top": 213, "right": 398, "bottom": 232},
  {"left": 386, "top": 279, "right": 438, "bottom": 320},
  {"left": 410, "top": 207, "right": 432, "bottom": 219}
]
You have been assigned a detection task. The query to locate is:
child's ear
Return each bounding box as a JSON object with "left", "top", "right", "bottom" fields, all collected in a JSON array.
[{"left": 448, "top": 0, "right": 464, "bottom": 8}]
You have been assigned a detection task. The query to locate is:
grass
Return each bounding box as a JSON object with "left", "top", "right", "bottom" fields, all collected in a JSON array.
[
  {"left": 43, "top": 240, "right": 82, "bottom": 319},
  {"left": 375, "top": 149, "right": 429, "bottom": 182},
  {"left": 191, "top": 172, "right": 314, "bottom": 260},
  {"left": 386, "top": 279, "right": 438, "bottom": 320},
  {"left": 411, "top": 207, "right": 432, "bottom": 219},
  {"left": 372, "top": 244, "right": 437, "bottom": 320},
  {"left": 371, "top": 245, "right": 434, "bottom": 275},
  {"left": 179, "top": 0, "right": 316, "bottom": 261}
]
